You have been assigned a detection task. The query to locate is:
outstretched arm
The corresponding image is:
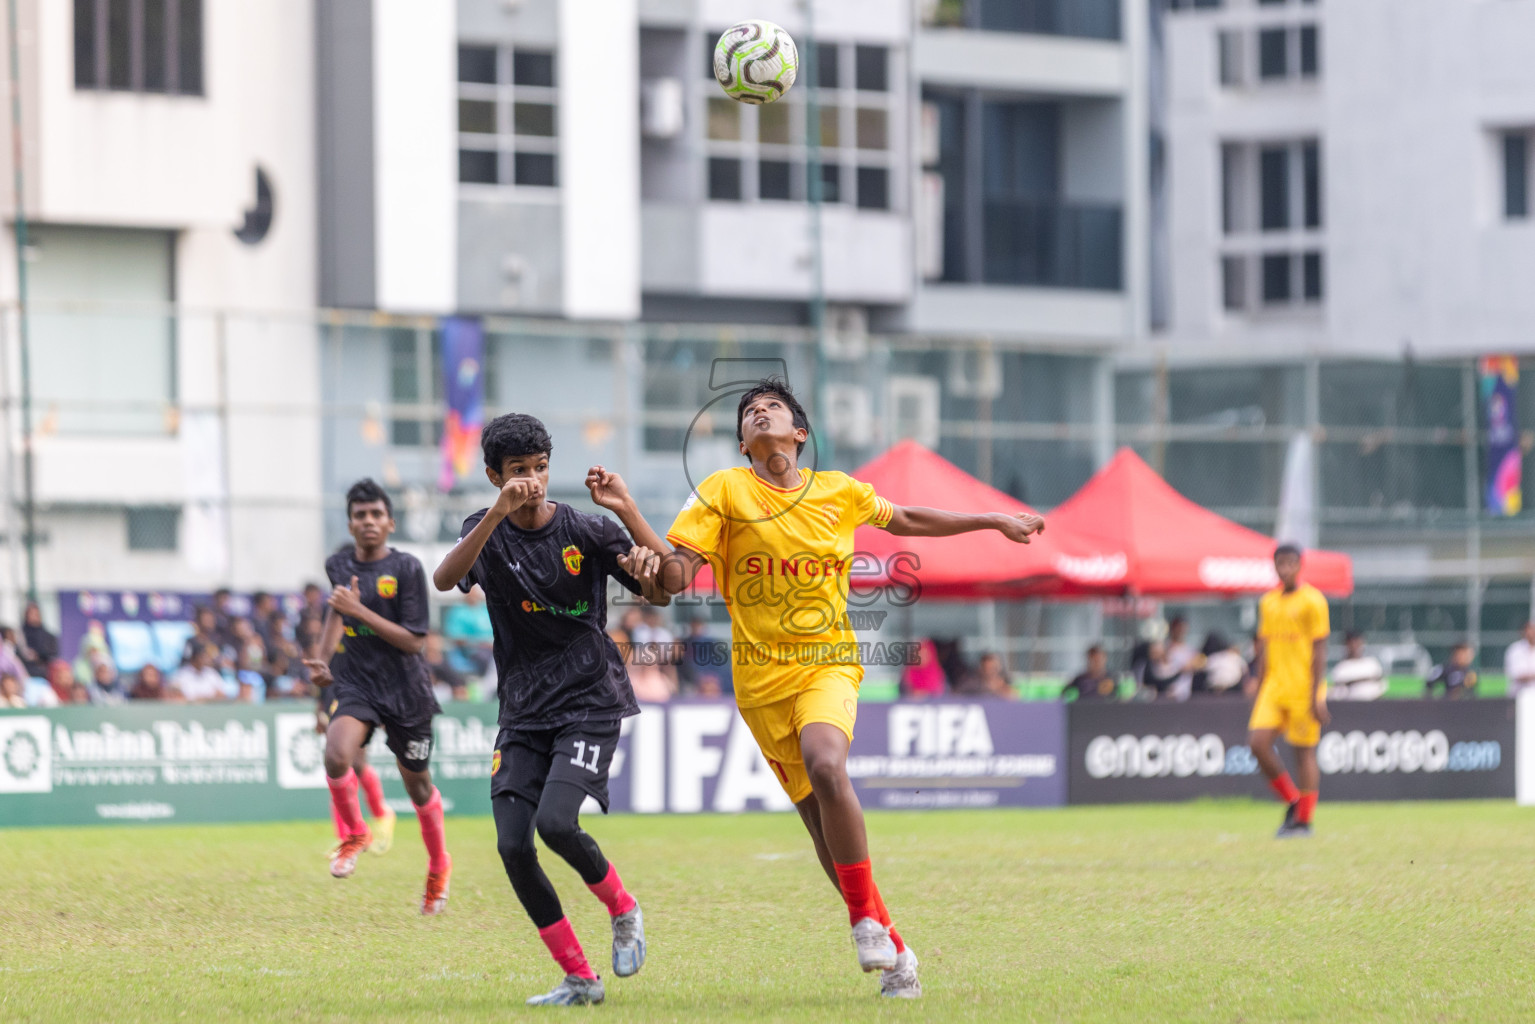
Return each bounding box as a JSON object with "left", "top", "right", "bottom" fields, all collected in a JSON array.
[{"left": 884, "top": 505, "right": 1045, "bottom": 543}]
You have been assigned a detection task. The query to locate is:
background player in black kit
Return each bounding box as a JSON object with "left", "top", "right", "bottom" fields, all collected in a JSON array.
[
  {"left": 304, "top": 479, "right": 452, "bottom": 915},
  {"left": 432, "top": 413, "right": 670, "bottom": 1008}
]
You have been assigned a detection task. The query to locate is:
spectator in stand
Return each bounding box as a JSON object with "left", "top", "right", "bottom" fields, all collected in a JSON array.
[
  {"left": 1062, "top": 645, "right": 1119, "bottom": 702},
  {"left": 608, "top": 625, "right": 671, "bottom": 703},
  {"left": 424, "top": 632, "right": 468, "bottom": 703},
  {"left": 1425, "top": 643, "right": 1478, "bottom": 699},
  {"left": 901, "top": 638, "right": 947, "bottom": 699},
  {"left": 45, "top": 659, "right": 73, "bottom": 704},
  {"left": 1136, "top": 640, "right": 1185, "bottom": 701},
  {"left": 1504, "top": 622, "right": 1535, "bottom": 699},
  {"left": 250, "top": 592, "right": 280, "bottom": 649},
  {"left": 677, "top": 618, "right": 730, "bottom": 697},
  {"left": 0, "top": 626, "right": 29, "bottom": 687},
  {"left": 1163, "top": 617, "right": 1201, "bottom": 702},
  {"left": 18, "top": 601, "right": 58, "bottom": 678},
  {"left": 174, "top": 643, "right": 229, "bottom": 703},
  {"left": 90, "top": 659, "right": 127, "bottom": 705},
  {"left": 0, "top": 672, "right": 24, "bottom": 708},
  {"left": 956, "top": 651, "right": 1015, "bottom": 698},
  {"left": 301, "top": 582, "right": 326, "bottom": 623},
  {"left": 934, "top": 640, "right": 971, "bottom": 694},
  {"left": 211, "top": 588, "right": 236, "bottom": 646},
  {"left": 231, "top": 617, "right": 266, "bottom": 675},
  {"left": 71, "top": 620, "right": 113, "bottom": 686},
  {"left": 129, "top": 664, "right": 182, "bottom": 702},
  {"left": 1192, "top": 633, "right": 1250, "bottom": 698},
  {"left": 182, "top": 606, "right": 222, "bottom": 666},
  {"left": 68, "top": 680, "right": 92, "bottom": 704},
  {"left": 1330, "top": 632, "right": 1387, "bottom": 701}
]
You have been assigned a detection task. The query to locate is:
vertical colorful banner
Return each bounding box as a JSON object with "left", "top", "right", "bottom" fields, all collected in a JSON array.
[
  {"left": 1480, "top": 356, "right": 1521, "bottom": 517},
  {"left": 438, "top": 317, "right": 485, "bottom": 492}
]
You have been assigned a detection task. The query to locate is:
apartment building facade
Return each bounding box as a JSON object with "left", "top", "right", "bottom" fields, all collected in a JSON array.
[{"left": 1150, "top": 0, "right": 1535, "bottom": 656}]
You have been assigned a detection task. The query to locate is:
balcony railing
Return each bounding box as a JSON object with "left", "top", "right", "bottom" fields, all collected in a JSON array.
[
  {"left": 982, "top": 201, "right": 1123, "bottom": 291},
  {"left": 926, "top": 0, "right": 1122, "bottom": 42}
]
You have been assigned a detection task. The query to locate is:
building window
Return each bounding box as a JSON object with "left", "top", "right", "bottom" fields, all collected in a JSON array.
[
  {"left": 74, "top": 0, "right": 203, "bottom": 95},
  {"left": 1221, "top": 138, "right": 1324, "bottom": 312},
  {"left": 457, "top": 45, "right": 559, "bottom": 189},
  {"left": 929, "top": 92, "right": 1122, "bottom": 290},
  {"left": 127, "top": 507, "right": 180, "bottom": 552},
  {"left": 701, "top": 40, "right": 896, "bottom": 210},
  {"left": 1504, "top": 132, "right": 1530, "bottom": 220},
  {"left": 1218, "top": 23, "right": 1319, "bottom": 88},
  {"left": 1225, "top": 139, "right": 1322, "bottom": 234},
  {"left": 708, "top": 157, "right": 742, "bottom": 201},
  {"left": 925, "top": 0, "right": 1120, "bottom": 40},
  {"left": 1223, "top": 251, "right": 1323, "bottom": 311},
  {"left": 387, "top": 328, "right": 447, "bottom": 449},
  {"left": 1221, "top": 255, "right": 1246, "bottom": 310},
  {"left": 30, "top": 226, "right": 177, "bottom": 436}
]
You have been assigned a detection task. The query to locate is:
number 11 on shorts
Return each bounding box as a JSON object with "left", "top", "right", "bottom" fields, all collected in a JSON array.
[{"left": 570, "top": 740, "right": 601, "bottom": 773}]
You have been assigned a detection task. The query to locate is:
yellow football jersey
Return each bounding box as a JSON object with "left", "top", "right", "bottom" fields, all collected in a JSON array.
[
  {"left": 1258, "top": 584, "right": 1330, "bottom": 694},
  {"left": 666, "top": 466, "right": 895, "bottom": 709}
]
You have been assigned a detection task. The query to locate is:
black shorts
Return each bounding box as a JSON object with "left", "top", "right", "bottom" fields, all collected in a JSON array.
[
  {"left": 327, "top": 691, "right": 436, "bottom": 774},
  {"left": 491, "top": 720, "right": 622, "bottom": 814}
]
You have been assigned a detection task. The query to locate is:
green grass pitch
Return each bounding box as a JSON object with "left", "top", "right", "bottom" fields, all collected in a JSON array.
[{"left": 3, "top": 801, "right": 1534, "bottom": 1022}]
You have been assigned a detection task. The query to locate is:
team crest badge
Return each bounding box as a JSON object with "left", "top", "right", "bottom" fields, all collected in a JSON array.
[
  {"left": 376, "top": 575, "right": 398, "bottom": 598},
  {"left": 562, "top": 545, "right": 583, "bottom": 575},
  {"left": 491, "top": 749, "right": 502, "bottom": 775},
  {"left": 820, "top": 503, "right": 841, "bottom": 527}
]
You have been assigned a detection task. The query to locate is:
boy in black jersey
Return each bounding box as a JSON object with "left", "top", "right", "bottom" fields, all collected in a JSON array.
[
  {"left": 304, "top": 479, "right": 452, "bottom": 914},
  {"left": 433, "top": 413, "right": 670, "bottom": 1008}
]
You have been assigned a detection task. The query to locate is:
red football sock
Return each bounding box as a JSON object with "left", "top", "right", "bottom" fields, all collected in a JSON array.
[
  {"left": 587, "top": 862, "right": 638, "bottom": 917},
  {"left": 414, "top": 788, "right": 450, "bottom": 873},
  {"left": 538, "top": 918, "right": 597, "bottom": 980},
  {"left": 872, "top": 885, "right": 906, "bottom": 954},
  {"left": 358, "top": 765, "right": 389, "bottom": 818},
  {"left": 1296, "top": 791, "right": 1318, "bottom": 825},
  {"left": 326, "top": 769, "right": 367, "bottom": 837},
  {"left": 1270, "top": 773, "right": 1300, "bottom": 805},
  {"left": 833, "top": 860, "right": 881, "bottom": 927}
]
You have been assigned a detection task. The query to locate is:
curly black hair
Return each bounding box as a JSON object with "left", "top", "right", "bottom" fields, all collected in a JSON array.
[
  {"left": 345, "top": 478, "right": 392, "bottom": 517},
  {"left": 482, "top": 412, "right": 553, "bottom": 471},
  {"left": 736, "top": 377, "right": 809, "bottom": 459}
]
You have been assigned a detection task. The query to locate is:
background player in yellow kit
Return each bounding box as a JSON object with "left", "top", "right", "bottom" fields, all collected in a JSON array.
[
  {"left": 1248, "top": 543, "right": 1331, "bottom": 839},
  {"left": 600, "top": 377, "right": 1043, "bottom": 999}
]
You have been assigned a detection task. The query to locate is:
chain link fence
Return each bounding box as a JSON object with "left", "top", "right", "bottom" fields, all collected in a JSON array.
[{"left": 2, "top": 303, "right": 1530, "bottom": 681}]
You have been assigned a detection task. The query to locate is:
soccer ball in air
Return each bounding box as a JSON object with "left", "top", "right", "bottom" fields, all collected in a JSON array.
[{"left": 714, "top": 20, "right": 798, "bottom": 105}]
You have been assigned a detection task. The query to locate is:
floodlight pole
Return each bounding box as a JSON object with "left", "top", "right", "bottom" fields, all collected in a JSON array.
[
  {"left": 6, "top": 0, "right": 36, "bottom": 606},
  {"left": 802, "top": 0, "right": 833, "bottom": 465}
]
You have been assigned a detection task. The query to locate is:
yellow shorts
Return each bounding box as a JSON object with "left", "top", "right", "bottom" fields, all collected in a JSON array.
[
  {"left": 1249, "top": 682, "right": 1328, "bottom": 747},
  {"left": 737, "top": 668, "right": 860, "bottom": 803}
]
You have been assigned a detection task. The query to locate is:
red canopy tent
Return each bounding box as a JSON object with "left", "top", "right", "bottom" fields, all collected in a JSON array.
[
  {"left": 845, "top": 440, "right": 1069, "bottom": 600},
  {"left": 680, "top": 443, "right": 1352, "bottom": 601},
  {"left": 1042, "top": 448, "right": 1353, "bottom": 597}
]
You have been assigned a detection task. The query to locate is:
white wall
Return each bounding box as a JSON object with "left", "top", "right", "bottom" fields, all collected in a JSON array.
[
  {"left": 373, "top": 0, "right": 457, "bottom": 314},
  {"left": 560, "top": 0, "right": 641, "bottom": 320}
]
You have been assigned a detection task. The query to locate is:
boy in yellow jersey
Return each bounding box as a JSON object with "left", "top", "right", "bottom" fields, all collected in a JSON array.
[
  {"left": 1248, "top": 543, "right": 1332, "bottom": 838},
  {"left": 594, "top": 377, "right": 1044, "bottom": 999}
]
